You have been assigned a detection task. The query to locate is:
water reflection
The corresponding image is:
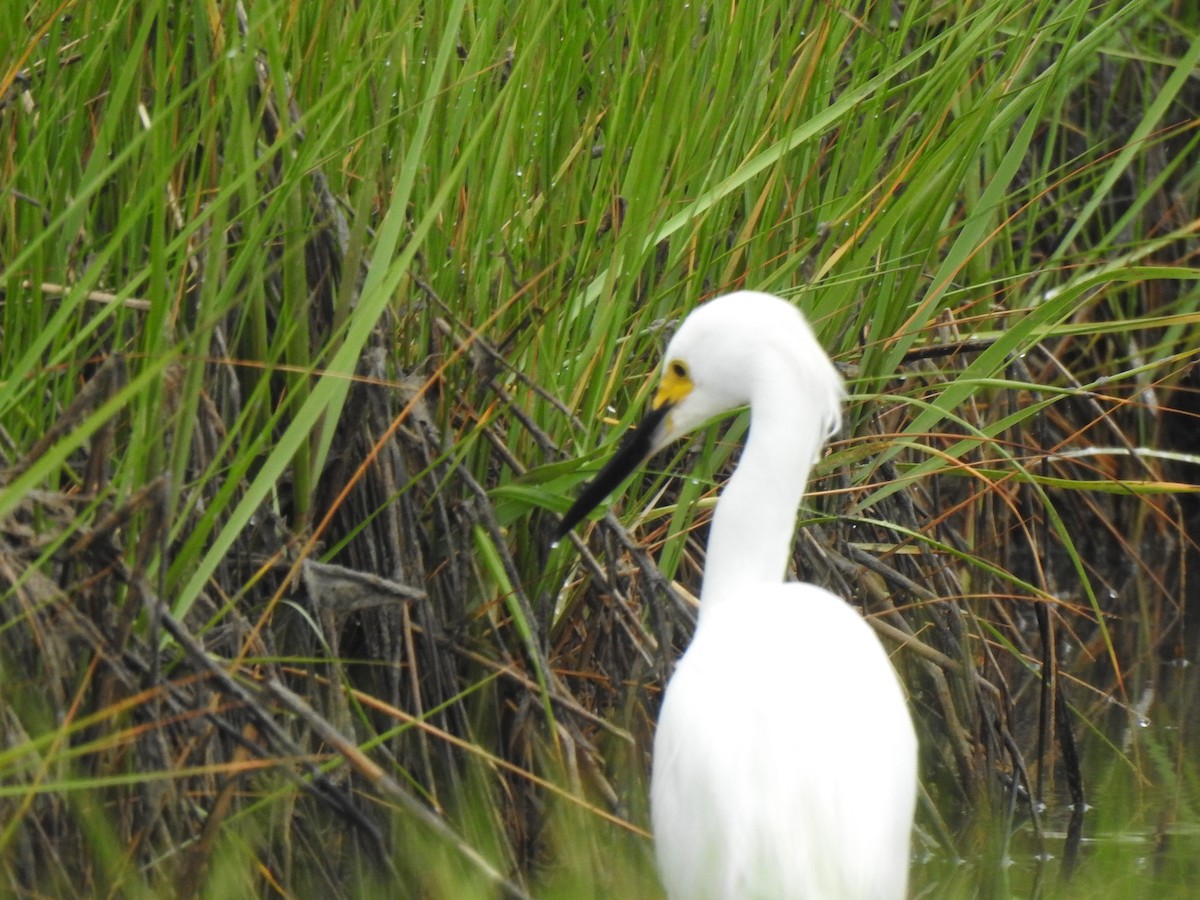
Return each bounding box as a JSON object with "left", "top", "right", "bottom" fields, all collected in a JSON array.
[{"left": 912, "top": 638, "right": 1200, "bottom": 897}]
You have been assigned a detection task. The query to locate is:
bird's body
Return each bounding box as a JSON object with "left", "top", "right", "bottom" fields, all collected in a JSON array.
[
  {"left": 652, "top": 585, "right": 915, "bottom": 899},
  {"left": 557, "top": 291, "right": 917, "bottom": 900}
]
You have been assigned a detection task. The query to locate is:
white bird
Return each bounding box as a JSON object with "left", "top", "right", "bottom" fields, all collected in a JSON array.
[{"left": 557, "top": 291, "right": 917, "bottom": 899}]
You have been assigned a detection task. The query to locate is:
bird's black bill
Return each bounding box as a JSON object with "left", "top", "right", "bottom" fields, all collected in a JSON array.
[{"left": 555, "top": 402, "right": 671, "bottom": 541}]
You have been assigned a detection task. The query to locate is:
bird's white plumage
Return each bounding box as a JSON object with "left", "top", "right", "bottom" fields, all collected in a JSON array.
[
  {"left": 640, "top": 292, "right": 917, "bottom": 899},
  {"left": 652, "top": 586, "right": 916, "bottom": 899}
]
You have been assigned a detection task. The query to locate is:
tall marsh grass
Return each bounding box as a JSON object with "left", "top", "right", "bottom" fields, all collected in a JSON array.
[{"left": 3, "top": 0, "right": 1200, "bottom": 895}]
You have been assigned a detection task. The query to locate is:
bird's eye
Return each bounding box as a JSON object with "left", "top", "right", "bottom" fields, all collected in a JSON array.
[{"left": 669, "top": 360, "right": 689, "bottom": 380}]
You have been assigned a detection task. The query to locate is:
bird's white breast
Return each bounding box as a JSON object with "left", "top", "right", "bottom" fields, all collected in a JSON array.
[{"left": 650, "top": 583, "right": 917, "bottom": 900}]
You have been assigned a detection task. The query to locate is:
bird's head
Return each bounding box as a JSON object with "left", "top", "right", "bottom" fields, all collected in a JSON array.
[{"left": 555, "top": 291, "right": 841, "bottom": 539}]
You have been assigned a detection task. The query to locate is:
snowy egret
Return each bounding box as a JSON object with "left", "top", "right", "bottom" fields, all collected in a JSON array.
[{"left": 557, "top": 291, "right": 917, "bottom": 899}]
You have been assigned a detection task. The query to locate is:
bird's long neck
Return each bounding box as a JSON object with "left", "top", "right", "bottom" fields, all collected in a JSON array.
[{"left": 699, "top": 377, "right": 824, "bottom": 612}]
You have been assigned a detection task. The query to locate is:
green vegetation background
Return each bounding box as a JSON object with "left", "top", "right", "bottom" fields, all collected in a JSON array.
[{"left": 3, "top": 0, "right": 1200, "bottom": 896}]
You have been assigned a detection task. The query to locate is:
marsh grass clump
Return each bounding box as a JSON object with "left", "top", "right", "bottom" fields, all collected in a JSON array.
[{"left": 3, "top": 0, "right": 1200, "bottom": 895}]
